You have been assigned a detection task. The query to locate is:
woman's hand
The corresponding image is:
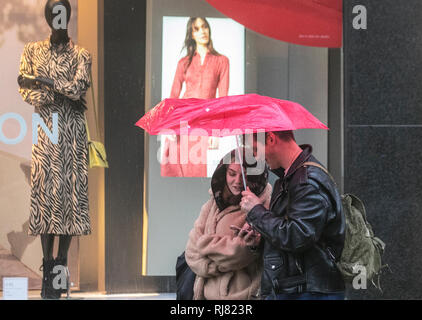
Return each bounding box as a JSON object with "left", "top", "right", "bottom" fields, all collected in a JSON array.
[
  {"left": 242, "top": 229, "right": 261, "bottom": 247},
  {"left": 230, "top": 223, "right": 261, "bottom": 247}
]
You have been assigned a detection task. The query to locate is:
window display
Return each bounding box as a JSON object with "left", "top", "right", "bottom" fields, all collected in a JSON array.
[{"left": 160, "top": 16, "right": 244, "bottom": 178}]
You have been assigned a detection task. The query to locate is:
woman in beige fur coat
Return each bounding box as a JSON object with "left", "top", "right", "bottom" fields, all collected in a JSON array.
[{"left": 185, "top": 148, "right": 272, "bottom": 300}]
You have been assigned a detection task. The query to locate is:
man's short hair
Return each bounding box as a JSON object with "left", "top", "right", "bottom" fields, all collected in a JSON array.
[
  {"left": 267, "top": 130, "right": 295, "bottom": 142},
  {"left": 246, "top": 130, "right": 295, "bottom": 149},
  {"left": 249, "top": 130, "right": 295, "bottom": 143}
]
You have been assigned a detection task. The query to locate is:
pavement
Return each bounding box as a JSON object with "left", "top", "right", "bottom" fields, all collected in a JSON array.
[{"left": 1, "top": 290, "right": 176, "bottom": 300}]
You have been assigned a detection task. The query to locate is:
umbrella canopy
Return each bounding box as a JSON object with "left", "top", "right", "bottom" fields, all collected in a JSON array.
[
  {"left": 135, "top": 94, "right": 328, "bottom": 137},
  {"left": 205, "top": 0, "right": 342, "bottom": 48}
]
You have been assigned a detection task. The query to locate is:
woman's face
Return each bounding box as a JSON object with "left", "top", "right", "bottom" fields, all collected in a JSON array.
[
  {"left": 226, "top": 164, "right": 245, "bottom": 196},
  {"left": 192, "top": 18, "right": 210, "bottom": 46}
]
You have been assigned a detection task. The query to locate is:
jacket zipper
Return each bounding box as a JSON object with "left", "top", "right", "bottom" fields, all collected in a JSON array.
[
  {"left": 295, "top": 255, "right": 304, "bottom": 294},
  {"left": 295, "top": 259, "right": 303, "bottom": 274}
]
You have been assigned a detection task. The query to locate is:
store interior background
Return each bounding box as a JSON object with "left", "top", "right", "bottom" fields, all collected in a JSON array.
[
  {"left": 0, "top": 0, "right": 339, "bottom": 295},
  {"left": 0, "top": 0, "right": 104, "bottom": 293},
  {"left": 145, "top": 0, "right": 335, "bottom": 278},
  {"left": 0, "top": 0, "right": 81, "bottom": 290},
  {"left": 1, "top": 0, "right": 419, "bottom": 299}
]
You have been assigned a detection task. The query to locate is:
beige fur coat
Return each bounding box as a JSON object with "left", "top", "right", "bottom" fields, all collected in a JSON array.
[{"left": 185, "top": 184, "right": 272, "bottom": 300}]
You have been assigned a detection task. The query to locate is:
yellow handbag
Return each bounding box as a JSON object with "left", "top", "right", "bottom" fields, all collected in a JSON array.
[
  {"left": 85, "top": 73, "right": 109, "bottom": 169},
  {"left": 85, "top": 118, "right": 109, "bottom": 168}
]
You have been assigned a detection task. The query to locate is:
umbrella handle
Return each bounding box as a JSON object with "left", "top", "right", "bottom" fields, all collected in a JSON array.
[{"left": 236, "top": 135, "right": 247, "bottom": 191}]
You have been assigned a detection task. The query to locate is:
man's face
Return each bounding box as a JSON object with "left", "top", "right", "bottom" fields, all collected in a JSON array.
[{"left": 247, "top": 133, "right": 276, "bottom": 170}]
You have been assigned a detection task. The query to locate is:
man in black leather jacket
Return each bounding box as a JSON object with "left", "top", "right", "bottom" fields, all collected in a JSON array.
[{"left": 240, "top": 131, "right": 346, "bottom": 300}]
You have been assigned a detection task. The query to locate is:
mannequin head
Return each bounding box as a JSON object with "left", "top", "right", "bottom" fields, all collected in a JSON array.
[{"left": 45, "top": 0, "right": 72, "bottom": 33}]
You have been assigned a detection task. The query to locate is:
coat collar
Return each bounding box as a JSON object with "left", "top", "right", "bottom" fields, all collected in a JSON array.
[
  {"left": 271, "top": 144, "right": 313, "bottom": 179},
  {"left": 44, "top": 36, "right": 74, "bottom": 53}
]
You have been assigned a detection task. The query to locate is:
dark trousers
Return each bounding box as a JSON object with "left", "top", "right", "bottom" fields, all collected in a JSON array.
[{"left": 265, "top": 292, "right": 345, "bottom": 300}]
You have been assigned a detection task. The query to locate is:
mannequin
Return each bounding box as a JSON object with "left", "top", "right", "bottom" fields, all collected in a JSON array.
[
  {"left": 18, "top": 0, "right": 71, "bottom": 91},
  {"left": 17, "top": 0, "right": 92, "bottom": 300}
]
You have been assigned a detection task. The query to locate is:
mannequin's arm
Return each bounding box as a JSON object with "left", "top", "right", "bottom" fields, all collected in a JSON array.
[
  {"left": 36, "top": 77, "right": 55, "bottom": 88},
  {"left": 18, "top": 74, "right": 54, "bottom": 89},
  {"left": 18, "top": 43, "right": 54, "bottom": 108},
  {"left": 53, "top": 49, "right": 92, "bottom": 101}
]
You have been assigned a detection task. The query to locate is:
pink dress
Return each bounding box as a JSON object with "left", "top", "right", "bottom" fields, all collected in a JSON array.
[
  {"left": 162, "top": 53, "right": 230, "bottom": 177},
  {"left": 170, "top": 52, "right": 229, "bottom": 99}
]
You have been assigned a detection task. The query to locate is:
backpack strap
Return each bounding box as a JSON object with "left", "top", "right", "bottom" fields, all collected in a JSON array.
[
  {"left": 303, "top": 161, "right": 335, "bottom": 183},
  {"left": 302, "top": 161, "right": 341, "bottom": 262}
]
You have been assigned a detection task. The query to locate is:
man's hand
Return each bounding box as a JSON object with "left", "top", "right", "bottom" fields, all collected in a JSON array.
[{"left": 240, "top": 187, "right": 262, "bottom": 213}]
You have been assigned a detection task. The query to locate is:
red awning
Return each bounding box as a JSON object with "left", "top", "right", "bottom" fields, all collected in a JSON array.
[{"left": 206, "top": 0, "right": 342, "bottom": 48}]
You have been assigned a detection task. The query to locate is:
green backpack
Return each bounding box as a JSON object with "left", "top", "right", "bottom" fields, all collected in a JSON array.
[
  {"left": 303, "top": 162, "right": 388, "bottom": 290},
  {"left": 338, "top": 194, "right": 387, "bottom": 290}
]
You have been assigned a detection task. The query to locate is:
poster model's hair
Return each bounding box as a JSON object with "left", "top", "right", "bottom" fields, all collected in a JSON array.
[{"left": 182, "top": 17, "right": 220, "bottom": 72}]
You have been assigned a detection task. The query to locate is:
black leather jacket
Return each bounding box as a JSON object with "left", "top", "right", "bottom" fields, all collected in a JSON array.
[{"left": 246, "top": 145, "right": 345, "bottom": 297}]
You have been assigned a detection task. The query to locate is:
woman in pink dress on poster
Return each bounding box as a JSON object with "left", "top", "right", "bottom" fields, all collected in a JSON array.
[{"left": 162, "top": 17, "right": 230, "bottom": 177}]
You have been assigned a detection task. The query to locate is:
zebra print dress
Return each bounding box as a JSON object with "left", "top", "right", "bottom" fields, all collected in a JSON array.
[{"left": 19, "top": 38, "right": 91, "bottom": 236}]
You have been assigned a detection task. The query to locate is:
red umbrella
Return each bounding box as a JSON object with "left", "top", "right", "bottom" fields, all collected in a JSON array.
[
  {"left": 135, "top": 94, "right": 328, "bottom": 136},
  {"left": 205, "top": 0, "right": 342, "bottom": 48},
  {"left": 135, "top": 94, "right": 328, "bottom": 189}
]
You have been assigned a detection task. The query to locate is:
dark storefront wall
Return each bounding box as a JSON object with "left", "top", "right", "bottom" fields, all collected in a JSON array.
[
  {"left": 344, "top": 0, "right": 422, "bottom": 299},
  {"left": 103, "top": 0, "right": 148, "bottom": 293},
  {"left": 102, "top": 0, "right": 174, "bottom": 293}
]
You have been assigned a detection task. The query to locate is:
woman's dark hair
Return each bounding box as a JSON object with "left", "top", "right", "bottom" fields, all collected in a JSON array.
[
  {"left": 211, "top": 148, "right": 269, "bottom": 211},
  {"left": 182, "top": 17, "right": 220, "bottom": 73}
]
